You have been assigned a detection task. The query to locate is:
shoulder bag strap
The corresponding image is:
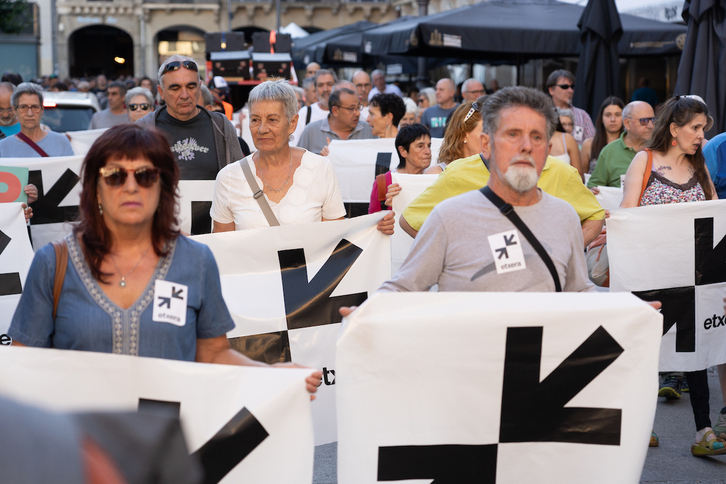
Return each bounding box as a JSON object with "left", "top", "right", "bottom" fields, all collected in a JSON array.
[
  {"left": 305, "top": 106, "right": 312, "bottom": 125},
  {"left": 638, "top": 148, "right": 654, "bottom": 207},
  {"left": 51, "top": 239, "right": 68, "bottom": 320},
  {"left": 480, "top": 186, "right": 562, "bottom": 292},
  {"left": 240, "top": 158, "right": 280, "bottom": 227},
  {"left": 16, "top": 132, "right": 50, "bottom": 157},
  {"left": 376, "top": 173, "right": 388, "bottom": 211}
]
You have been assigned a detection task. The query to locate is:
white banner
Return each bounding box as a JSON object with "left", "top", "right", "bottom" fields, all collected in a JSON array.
[
  {"left": 337, "top": 292, "right": 661, "bottom": 484},
  {"left": 608, "top": 200, "right": 726, "bottom": 371},
  {"left": 327, "top": 138, "right": 443, "bottom": 203},
  {"left": 594, "top": 186, "right": 623, "bottom": 212},
  {"left": 0, "top": 346, "right": 314, "bottom": 483},
  {"left": 0, "top": 157, "right": 217, "bottom": 248},
  {"left": 390, "top": 172, "right": 437, "bottom": 276},
  {"left": 192, "top": 213, "right": 391, "bottom": 445},
  {"left": 66, "top": 128, "right": 107, "bottom": 156},
  {"left": 0, "top": 203, "right": 35, "bottom": 342}
]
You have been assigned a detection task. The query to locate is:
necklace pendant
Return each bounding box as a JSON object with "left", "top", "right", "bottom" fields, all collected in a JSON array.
[{"left": 119, "top": 278, "right": 126, "bottom": 288}]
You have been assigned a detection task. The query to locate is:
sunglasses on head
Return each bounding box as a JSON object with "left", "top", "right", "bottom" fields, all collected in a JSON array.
[
  {"left": 556, "top": 83, "right": 575, "bottom": 90},
  {"left": 128, "top": 103, "right": 151, "bottom": 111},
  {"left": 463, "top": 101, "right": 479, "bottom": 123},
  {"left": 99, "top": 166, "right": 161, "bottom": 188},
  {"left": 162, "top": 60, "right": 198, "bottom": 75}
]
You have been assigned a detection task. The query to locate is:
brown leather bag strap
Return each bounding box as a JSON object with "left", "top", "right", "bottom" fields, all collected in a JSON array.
[
  {"left": 16, "top": 132, "right": 50, "bottom": 157},
  {"left": 376, "top": 173, "right": 388, "bottom": 202},
  {"left": 51, "top": 239, "right": 68, "bottom": 320},
  {"left": 639, "top": 148, "right": 654, "bottom": 207}
]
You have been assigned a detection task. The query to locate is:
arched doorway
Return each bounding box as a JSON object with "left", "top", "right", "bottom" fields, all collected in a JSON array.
[
  {"left": 68, "top": 25, "right": 134, "bottom": 78},
  {"left": 155, "top": 26, "right": 206, "bottom": 77}
]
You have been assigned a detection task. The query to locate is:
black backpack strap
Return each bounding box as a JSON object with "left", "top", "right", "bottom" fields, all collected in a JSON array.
[
  {"left": 305, "top": 105, "right": 312, "bottom": 125},
  {"left": 480, "top": 186, "right": 562, "bottom": 292}
]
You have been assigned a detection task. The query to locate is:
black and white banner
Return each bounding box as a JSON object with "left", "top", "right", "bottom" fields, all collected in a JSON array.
[
  {"left": 0, "top": 346, "right": 314, "bottom": 483},
  {"left": 0, "top": 156, "right": 217, "bottom": 248},
  {"left": 67, "top": 128, "right": 107, "bottom": 156},
  {"left": 609, "top": 200, "right": 726, "bottom": 371},
  {"left": 337, "top": 292, "right": 661, "bottom": 483},
  {"left": 327, "top": 138, "right": 443, "bottom": 203},
  {"left": 0, "top": 203, "right": 34, "bottom": 341},
  {"left": 193, "top": 213, "right": 390, "bottom": 444}
]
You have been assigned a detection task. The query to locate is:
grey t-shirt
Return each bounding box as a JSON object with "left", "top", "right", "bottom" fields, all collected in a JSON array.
[
  {"left": 88, "top": 109, "right": 130, "bottom": 130},
  {"left": 0, "top": 131, "right": 74, "bottom": 157},
  {"left": 156, "top": 108, "right": 219, "bottom": 180},
  {"left": 420, "top": 104, "right": 459, "bottom": 138},
  {"left": 380, "top": 190, "right": 595, "bottom": 293}
]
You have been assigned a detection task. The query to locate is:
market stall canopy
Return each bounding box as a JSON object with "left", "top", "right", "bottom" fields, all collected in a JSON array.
[
  {"left": 361, "top": 0, "right": 687, "bottom": 61},
  {"left": 292, "top": 20, "right": 376, "bottom": 68}
]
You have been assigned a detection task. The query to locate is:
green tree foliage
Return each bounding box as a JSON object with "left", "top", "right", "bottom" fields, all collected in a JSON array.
[{"left": 0, "top": 0, "right": 32, "bottom": 34}]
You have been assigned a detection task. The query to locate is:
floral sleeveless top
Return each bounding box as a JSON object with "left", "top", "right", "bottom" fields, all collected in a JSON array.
[{"left": 640, "top": 170, "right": 706, "bottom": 206}]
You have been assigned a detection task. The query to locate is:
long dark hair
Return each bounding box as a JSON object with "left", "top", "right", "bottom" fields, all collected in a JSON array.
[
  {"left": 648, "top": 96, "right": 713, "bottom": 200},
  {"left": 590, "top": 96, "right": 624, "bottom": 162},
  {"left": 74, "top": 124, "right": 180, "bottom": 282}
]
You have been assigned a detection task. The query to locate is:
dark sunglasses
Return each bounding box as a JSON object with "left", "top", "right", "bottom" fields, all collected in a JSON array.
[
  {"left": 633, "top": 116, "right": 656, "bottom": 126},
  {"left": 556, "top": 83, "right": 575, "bottom": 90},
  {"left": 128, "top": 103, "right": 151, "bottom": 111},
  {"left": 162, "top": 60, "right": 198, "bottom": 75},
  {"left": 99, "top": 166, "right": 161, "bottom": 188}
]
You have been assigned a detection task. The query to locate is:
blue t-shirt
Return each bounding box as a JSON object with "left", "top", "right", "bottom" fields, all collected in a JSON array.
[
  {"left": 0, "top": 122, "right": 20, "bottom": 137},
  {"left": 9, "top": 234, "right": 235, "bottom": 361},
  {"left": 420, "top": 104, "right": 459, "bottom": 138},
  {"left": 0, "top": 131, "right": 74, "bottom": 157},
  {"left": 703, "top": 132, "right": 726, "bottom": 199}
]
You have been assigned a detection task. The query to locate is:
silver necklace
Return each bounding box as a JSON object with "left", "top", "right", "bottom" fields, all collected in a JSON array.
[
  {"left": 110, "top": 245, "right": 151, "bottom": 288},
  {"left": 257, "top": 151, "right": 293, "bottom": 193}
]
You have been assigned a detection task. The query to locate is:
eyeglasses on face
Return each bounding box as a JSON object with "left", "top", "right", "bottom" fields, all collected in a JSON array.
[
  {"left": 128, "top": 103, "right": 151, "bottom": 111},
  {"left": 631, "top": 116, "right": 656, "bottom": 126},
  {"left": 556, "top": 83, "right": 575, "bottom": 90},
  {"left": 17, "top": 104, "right": 42, "bottom": 114},
  {"left": 99, "top": 166, "right": 161, "bottom": 188},
  {"left": 0, "top": 107, "right": 14, "bottom": 114},
  {"left": 467, "top": 89, "right": 485, "bottom": 95},
  {"left": 355, "top": 83, "right": 371, "bottom": 89},
  {"left": 162, "top": 60, "right": 198, "bottom": 76},
  {"left": 417, "top": 98, "right": 426, "bottom": 104},
  {"left": 336, "top": 104, "right": 362, "bottom": 113}
]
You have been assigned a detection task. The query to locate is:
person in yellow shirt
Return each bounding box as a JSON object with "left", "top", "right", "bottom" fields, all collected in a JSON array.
[{"left": 400, "top": 153, "right": 605, "bottom": 246}]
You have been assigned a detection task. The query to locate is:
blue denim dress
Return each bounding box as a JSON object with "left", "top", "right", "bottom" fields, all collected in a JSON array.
[{"left": 9, "top": 234, "right": 235, "bottom": 361}]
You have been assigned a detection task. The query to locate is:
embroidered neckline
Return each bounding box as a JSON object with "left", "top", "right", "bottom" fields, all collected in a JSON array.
[{"left": 66, "top": 234, "right": 177, "bottom": 355}]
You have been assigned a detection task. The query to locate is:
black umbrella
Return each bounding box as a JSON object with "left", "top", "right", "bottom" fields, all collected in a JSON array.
[
  {"left": 361, "top": 0, "right": 686, "bottom": 61},
  {"left": 292, "top": 20, "right": 376, "bottom": 68},
  {"left": 675, "top": 0, "right": 726, "bottom": 137},
  {"left": 572, "top": 0, "right": 623, "bottom": 120}
]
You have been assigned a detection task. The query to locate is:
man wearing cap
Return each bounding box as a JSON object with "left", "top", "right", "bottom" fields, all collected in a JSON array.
[
  {"left": 136, "top": 54, "right": 242, "bottom": 180},
  {"left": 208, "top": 76, "right": 234, "bottom": 121}
]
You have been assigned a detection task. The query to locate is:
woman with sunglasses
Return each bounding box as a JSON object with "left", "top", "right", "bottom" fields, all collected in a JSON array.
[
  {"left": 125, "top": 87, "right": 155, "bottom": 123},
  {"left": 621, "top": 96, "right": 721, "bottom": 455},
  {"left": 416, "top": 88, "right": 436, "bottom": 123},
  {"left": 8, "top": 124, "right": 322, "bottom": 394},
  {"left": 424, "top": 101, "right": 482, "bottom": 176}
]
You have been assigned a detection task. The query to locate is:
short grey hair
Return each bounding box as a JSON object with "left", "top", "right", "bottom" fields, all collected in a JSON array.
[
  {"left": 125, "top": 87, "right": 154, "bottom": 107},
  {"left": 371, "top": 69, "right": 384, "bottom": 79},
  {"left": 157, "top": 55, "right": 200, "bottom": 86},
  {"left": 0, "top": 82, "right": 15, "bottom": 94},
  {"left": 302, "top": 77, "right": 315, "bottom": 90},
  {"left": 479, "top": 86, "right": 558, "bottom": 140},
  {"left": 200, "top": 85, "right": 214, "bottom": 107},
  {"left": 248, "top": 79, "right": 298, "bottom": 122},
  {"left": 334, "top": 80, "right": 355, "bottom": 92},
  {"left": 314, "top": 69, "right": 338, "bottom": 85},
  {"left": 292, "top": 86, "right": 305, "bottom": 100},
  {"left": 556, "top": 107, "right": 574, "bottom": 121},
  {"left": 11, "top": 82, "right": 43, "bottom": 109}
]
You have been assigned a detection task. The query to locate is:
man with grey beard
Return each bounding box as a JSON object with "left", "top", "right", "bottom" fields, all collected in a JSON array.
[
  {"left": 0, "top": 82, "right": 20, "bottom": 139},
  {"left": 378, "top": 87, "right": 595, "bottom": 293}
]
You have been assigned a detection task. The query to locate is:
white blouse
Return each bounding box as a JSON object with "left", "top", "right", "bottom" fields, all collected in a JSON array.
[{"left": 210, "top": 150, "right": 346, "bottom": 230}]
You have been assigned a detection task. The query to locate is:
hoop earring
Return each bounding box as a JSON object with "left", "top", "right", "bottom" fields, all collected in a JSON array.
[{"left": 98, "top": 202, "right": 103, "bottom": 216}]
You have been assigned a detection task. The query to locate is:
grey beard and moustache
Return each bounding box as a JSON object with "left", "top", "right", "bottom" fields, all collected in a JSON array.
[
  {"left": 0, "top": 112, "right": 16, "bottom": 127},
  {"left": 490, "top": 148, "right": 539, "bottom": 193}
]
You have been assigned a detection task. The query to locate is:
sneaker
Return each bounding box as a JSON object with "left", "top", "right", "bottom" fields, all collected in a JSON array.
[
  {"left": 681, "top": 375, "right": 689, "bottom": 393},
  {"left": 658, "top": 374, "right": 682, "bottom": 399},
  {"left": 714, "top": 412, "right": 726, "bottom": 440},
  {"left": 650, "top": 431, "right": 659, "bottom": 447}
]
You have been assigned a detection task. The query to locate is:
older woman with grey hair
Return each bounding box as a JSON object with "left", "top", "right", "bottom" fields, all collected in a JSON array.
[
  {"left": 210, "top": 79, "right": 394, "bottom": 233},
  {"left": 125, "top": 86, "right": 154, "bottom": 123},
  {"left": 557, "top": 107, "right": 574, "bottom": 134}
]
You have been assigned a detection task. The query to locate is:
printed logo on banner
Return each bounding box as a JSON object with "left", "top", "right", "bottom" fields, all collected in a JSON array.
[
  {"left": 376, "top": 326, "right": 624, "bottom": 482},
  {"left": 487, "top": 230, "right": 525, "bottom": 274}
]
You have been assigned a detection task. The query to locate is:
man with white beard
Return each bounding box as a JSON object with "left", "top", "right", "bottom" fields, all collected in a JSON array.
[{"left": 378, "top": 87, "right": 595, "bottom": 293}]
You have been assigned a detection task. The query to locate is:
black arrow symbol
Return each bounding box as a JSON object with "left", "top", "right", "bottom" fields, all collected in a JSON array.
[
  {"left": 28, "top": 169, "right": 80, "bottom": 225},
  {"left": 503, "top": 234, "right": 516, "bottom": 246},
  {"left": 158, "top": 296, "right": 171, "bottom": 309},
  {"left": 278, "top": 239, "right": 367, "bottom": 331},
  {"left": 377, "top": 444, "right": 497, "bottom": 483},
  {"left": 633, "top": 286, "right": 695, "bottom": 352},
  {"left": 0, "top": 229, "right": 22, "bottom": 296},
  {"left": 499, "top": 326, "right": 623, "bottom": 445},
  {"left": 172, "top": 287, "right": 184, "bottom": 300},
  {"left": 495, "top": 247, "right": 508, "bottom": 259},
  {"left": 138, "top": 399, "right": 268, "bottom": 484},
  {"left": 694, "top": 217, "right": 726, "bottom": 285}
]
